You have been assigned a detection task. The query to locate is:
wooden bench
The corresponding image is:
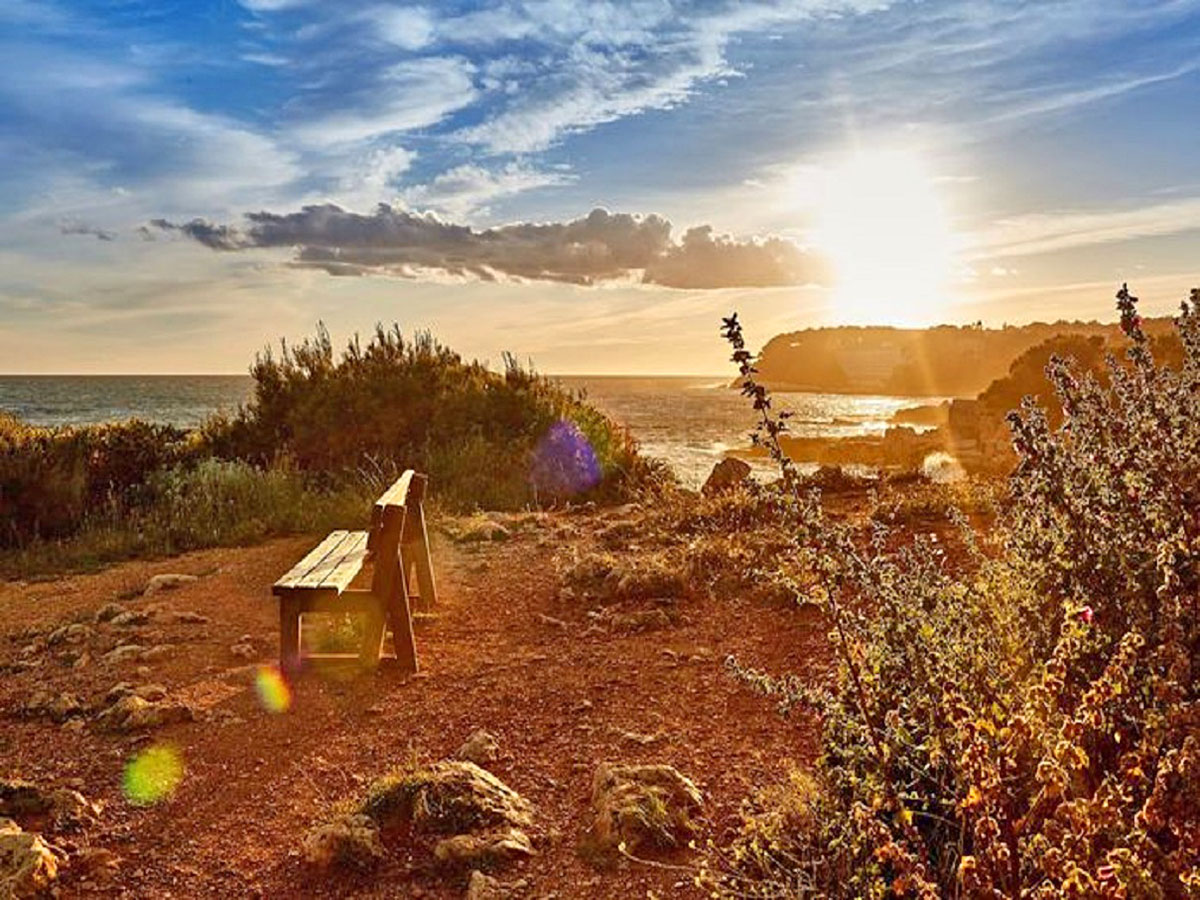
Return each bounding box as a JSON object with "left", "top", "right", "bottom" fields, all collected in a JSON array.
[{"left": 271, "top": 470, "right": 436, "bottom": 674}]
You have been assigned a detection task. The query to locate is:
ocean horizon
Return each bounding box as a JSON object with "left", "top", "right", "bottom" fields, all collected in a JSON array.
[{"left": 0, "top": 374, "right": 935, "bottom": 488}]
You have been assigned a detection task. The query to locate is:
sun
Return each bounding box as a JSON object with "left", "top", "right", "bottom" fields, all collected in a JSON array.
[{"left": 814, "top": 148, "right": 959, "bottom": 326}]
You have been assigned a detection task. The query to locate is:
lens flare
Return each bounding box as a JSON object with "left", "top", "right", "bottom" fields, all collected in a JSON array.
[
  {"left": 255, "top": 664, "right": 292, "bottom": 713},
  {"left": 123, "top": 745, "right": 184, "bottom": 806},
  {"left": 529, "top": 420, "right": 602, "bottom": 499}
]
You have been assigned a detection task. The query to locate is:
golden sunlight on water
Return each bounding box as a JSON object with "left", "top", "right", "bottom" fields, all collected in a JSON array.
[{"left": 814, "top": 148, "right": 960, "bottom": 326}]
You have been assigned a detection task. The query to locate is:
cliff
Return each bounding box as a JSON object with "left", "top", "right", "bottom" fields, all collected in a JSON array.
[{"left": 751, "top": 318, "right": 1175, "bottom": 397}]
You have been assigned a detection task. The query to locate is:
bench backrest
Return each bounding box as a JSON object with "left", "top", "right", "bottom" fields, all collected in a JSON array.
[{"left": 367, "top": 470, "right": 427, "bottom": 601}]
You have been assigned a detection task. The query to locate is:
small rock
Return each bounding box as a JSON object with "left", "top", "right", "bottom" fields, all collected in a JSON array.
[
  {"left": 94, "top": 694, "right": 194, "bottom": 733},
  {"left": 47, "top": 623, "right": 93, "bottom": 647},
  {"left": 0, "top": 781, "right": 49, "bottom": 819},
  {"left": 465, "top": 870, "right": 507, "bottom": 900},
  {"left": 139, "top": 645, "right": 173, "bottom": 663},
  {"left": 104, "top": 683, "right": 136, "bottom": 704},
  {"left": 301, "top": 814, "right": 383, "bottom": 870},
  {"left": 701, "top": 457, "right": 752, "bottom": 496},
  {"left": 615, "top": 729, "right": 663, "bottom": 746},
  {"left": 110, "top": 610, "right": 153, "bottom": 628},
  {"left": 21, "top": 691, "right": 85, "bottom": 724},
  {"left": 44, "top": 789, "right": 101, "bottom": 830},
  {"left": 457, "top": 729, "right": 501, "bottom": 767},
  {"left": 229, "top": 643, "right": 256, "bottom": 661},
  {"left": 172, "top": 611, "right": 209, "bottom": 625},
  {"left": 143, "top": 573, "right": 198, "bottom": 595},
  {"left": 72, "top": 848, "right": 121, "bottom": 883},
  {"left": 102, "top": 644, "right": 145, "bottom": 665},
  {"left": 535, "top": 614, "right": 568, "bottom": 629},
  {"left": 433, "top": 828, "right": 535, "bottom": 869},
  {"left": 94, "top": 603, "right": 128, "bottom": 623},
  {"left": 0, "top": 818, "right": 60, "bottom": 897}
]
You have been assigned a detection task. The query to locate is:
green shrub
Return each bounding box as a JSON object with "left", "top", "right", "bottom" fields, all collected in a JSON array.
[
  {"left": 204, "top": 324, "right": 668, "bottom": 510},
  {"left": 709, "top": 287, "right": 1200, "bottom": 898},
  {"left": 0, "top": 415, "right": 194, "bottom": 546},
  {"left": 0, "top": 460, "right": 371, "bottom": 576}
]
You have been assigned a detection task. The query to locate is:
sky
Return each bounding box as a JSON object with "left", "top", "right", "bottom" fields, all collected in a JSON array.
[{"left": 2, "top": 0, "right": 1199, "bottom": 374}]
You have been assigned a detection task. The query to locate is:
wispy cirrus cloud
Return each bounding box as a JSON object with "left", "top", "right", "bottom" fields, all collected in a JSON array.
[{"left": 972, "top": 196, "right": 1200, "bottom": 260}]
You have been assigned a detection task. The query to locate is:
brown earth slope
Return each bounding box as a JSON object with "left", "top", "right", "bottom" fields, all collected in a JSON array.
[{"left": 0, "top": 511, "right": 822, "bottom": 898}]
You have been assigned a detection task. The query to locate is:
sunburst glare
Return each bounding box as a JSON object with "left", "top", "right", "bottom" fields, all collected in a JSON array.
[{"left": 814, "top": 148, "right": 960, "bottom": 326}]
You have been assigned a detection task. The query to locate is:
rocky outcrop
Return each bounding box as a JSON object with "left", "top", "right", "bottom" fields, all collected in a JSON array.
[
  {"left": 359, "top": 760, "right": 534, "bottom": 873},
  {"left": 363, "top": 761, "right": 532, "bottom": 835},
  {"left": 589, "top": 763, "right": 703, "bottom": 853},
  {"left": 702, "top": 457, "right": 752, "bottom": 495}
]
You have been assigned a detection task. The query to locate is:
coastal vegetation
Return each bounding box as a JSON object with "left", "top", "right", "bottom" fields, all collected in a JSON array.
[
  {"left": 703, "top": 286, "right": 1199, "bottom": 897},
  {"left": 0, "top": 324, "right": 660, "bottom": 575}
]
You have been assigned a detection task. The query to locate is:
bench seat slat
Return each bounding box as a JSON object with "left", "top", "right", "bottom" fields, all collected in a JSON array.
[
  {"left": 273, "top": 530, "right": 352, "bottom": 591},
  {"left": 311, "top": 531, "right": 370, "bottom": 593},
  {"left": 291, "top": 530, "right": 367, "bottom": 591}
]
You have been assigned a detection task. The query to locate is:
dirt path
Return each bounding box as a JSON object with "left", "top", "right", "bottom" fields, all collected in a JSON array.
[{"left": 0, "top": 512, "right": 822, "bottom": 898}]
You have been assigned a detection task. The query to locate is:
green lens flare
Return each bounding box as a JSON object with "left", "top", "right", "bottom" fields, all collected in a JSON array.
[
  {"left": 123, "top": 745, "right": 184, "bottom": 806},
  {"left": 255, "top": 664, "right": 292, "bottom": 713}
]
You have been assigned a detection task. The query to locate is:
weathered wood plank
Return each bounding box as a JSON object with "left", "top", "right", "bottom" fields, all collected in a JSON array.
[
  {"left": 374, "top": 471, "right": 415, "bottom": 510},
  {"left": 273, "top": 531, "right": 351, "bottom": 591},
  {"left": 296, "top": 530, "right": 368, "bottom": 590},
  {"left": 313, "top": 531, "right": 370, "bottom": 593}
]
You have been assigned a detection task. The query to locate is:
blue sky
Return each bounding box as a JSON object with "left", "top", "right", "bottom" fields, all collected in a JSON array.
[{"left": 2, "top": 0, "right": 1199, "bottom": 373}]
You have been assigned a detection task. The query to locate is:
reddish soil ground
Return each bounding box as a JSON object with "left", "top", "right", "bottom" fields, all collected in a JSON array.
[{"left": 0, "top": 511, "right": 824, "bottom": 898}]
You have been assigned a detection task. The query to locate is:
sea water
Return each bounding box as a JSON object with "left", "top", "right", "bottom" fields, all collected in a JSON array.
[{"left": 0, "top": 374, "right": 931, "bottom": 489}]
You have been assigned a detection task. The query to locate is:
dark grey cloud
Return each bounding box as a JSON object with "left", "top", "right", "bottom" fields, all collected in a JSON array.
[{"left": 151, "top": 205, "right": 827, "bottom": 289}]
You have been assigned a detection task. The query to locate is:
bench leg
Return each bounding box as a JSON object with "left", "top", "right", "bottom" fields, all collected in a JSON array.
[
  {"left": 405, "top": 504, "right": 439, "bottom": 609},
  {"left": 359, "top": 601, "right": 387, "bottom": 668},
  {"left": 280, "top": 597, "right": 302, "bottom": 676},
  {"left": 387, "top": 566, "right": 419, "bottom": 674}
]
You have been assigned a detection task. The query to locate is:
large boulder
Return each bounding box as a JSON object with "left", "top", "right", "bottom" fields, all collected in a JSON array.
[
  {"left": 701, "top": 457, "right": 752, "bottom": 496},
  {"left": 0, "top": 818, "right": 60, "bottom": 898},
  {"left": 590, "top": 763, "right": 704, "bottom": 853},
  {"left": 301, "top": 814, "right": 384, "bottom": 870},
  {"left": 362, "top": 761, "right": 532, "bottom": 834}
]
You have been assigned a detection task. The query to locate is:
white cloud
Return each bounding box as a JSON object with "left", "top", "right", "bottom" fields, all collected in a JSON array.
[
  {"left": 971, "top": 196, "right": 1200, "bottom": 260},
  {"left": 289, "top": 56, "right": 477, "bottom": 147},
  {"left": 364, "top": 4, "right": 434, "bottom": 50},
  {"left": 333, "top": 144, "right": 417, "bottom": 211},
  {"left": 399, "top": 162, "right": 574, "bottom": 219}
]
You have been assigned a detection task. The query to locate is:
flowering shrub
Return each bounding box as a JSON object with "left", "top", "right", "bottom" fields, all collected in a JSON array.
[{"left": 709, "top": 286, "right": 1200, "bottom": 897}]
